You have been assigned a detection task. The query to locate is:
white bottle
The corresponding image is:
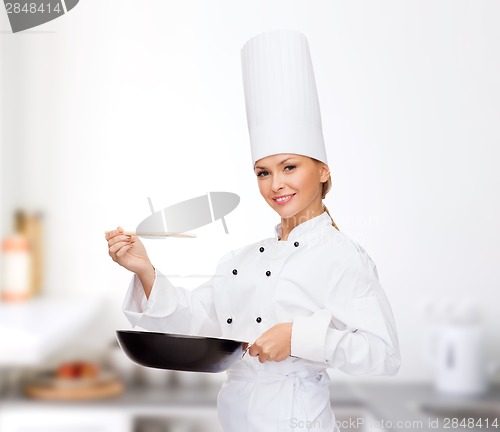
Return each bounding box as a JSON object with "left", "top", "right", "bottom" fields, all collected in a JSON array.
[{"left": 1, "top": 211, "right": 32, "bottom": 302}]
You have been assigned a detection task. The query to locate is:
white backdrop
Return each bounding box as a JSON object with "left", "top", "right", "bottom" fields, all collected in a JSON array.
[{"left": 1, "top": 0, "right": 499, "bottom": 382}]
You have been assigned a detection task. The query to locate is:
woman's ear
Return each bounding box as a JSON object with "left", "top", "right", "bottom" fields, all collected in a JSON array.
[{"left": 319, "top": 163, "right": 330, "bottom": 182}]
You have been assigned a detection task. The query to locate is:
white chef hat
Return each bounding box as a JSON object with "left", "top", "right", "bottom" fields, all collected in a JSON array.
[{"left": 241, "top": 29, "right": 328, "bottom": 168}]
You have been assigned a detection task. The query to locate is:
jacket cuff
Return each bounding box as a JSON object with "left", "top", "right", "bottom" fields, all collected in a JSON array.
[
  {"left": 291, "top": 309, "right": 332, "bottom": 363},
  {"left": 324, "top": 327, "right": 351, "bottom": 366},
  {"left": 122, "top": 269, "right": 159, "bottom": 326}
]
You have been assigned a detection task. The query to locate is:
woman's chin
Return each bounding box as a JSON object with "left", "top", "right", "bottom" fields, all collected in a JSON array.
[
  {"left": 273, "top": 205, "right": 298, "bottom": 219},
  {"left": 267, "top": 198, "right": 300, "bottom": 219}
]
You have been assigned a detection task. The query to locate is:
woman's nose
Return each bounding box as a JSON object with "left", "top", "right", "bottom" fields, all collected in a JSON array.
[{"left": 271, "top": 173, "right": 285, "bottom": 192}]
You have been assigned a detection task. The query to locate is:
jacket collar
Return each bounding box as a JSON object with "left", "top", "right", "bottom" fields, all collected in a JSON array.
[{"left": 274, "top": 211, "right": 333, "bottom": 242}]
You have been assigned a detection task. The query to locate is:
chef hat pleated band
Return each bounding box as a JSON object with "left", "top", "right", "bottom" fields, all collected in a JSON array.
[{"left": 241, "top": 29, "right": 328, "bottom": 168}]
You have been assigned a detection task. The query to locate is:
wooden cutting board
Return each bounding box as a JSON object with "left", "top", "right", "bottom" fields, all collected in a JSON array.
[{"left": 24, "top": 376, "right": 124, "bottom": 401}]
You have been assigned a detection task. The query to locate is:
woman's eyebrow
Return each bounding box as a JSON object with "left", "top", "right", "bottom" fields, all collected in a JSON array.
[{"left": 254, "top": 157, "right": 295, "bottom": 170}]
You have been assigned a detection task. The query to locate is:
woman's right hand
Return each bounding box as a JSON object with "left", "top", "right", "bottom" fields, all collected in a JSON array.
[{"left": 105, "top": 227, "right": 153, "bottom": 277}]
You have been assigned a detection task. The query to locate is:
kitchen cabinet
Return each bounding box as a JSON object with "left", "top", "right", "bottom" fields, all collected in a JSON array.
[
  {"left": 0, "top": 298, "right": 100, "bottom": 366},
  {"left": 0, "top": 406, "right": 131, "bottom": 432},
  {"left": 0, "top": 405, "right": 222, "bottom": 432},
  {"left": 0, "top": 384, "right": 225, "bottom": 432}
]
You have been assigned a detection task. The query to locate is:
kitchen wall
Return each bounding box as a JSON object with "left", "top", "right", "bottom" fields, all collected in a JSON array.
[{"left": 1, "top": 0, "right": 499, "bottom": 383}]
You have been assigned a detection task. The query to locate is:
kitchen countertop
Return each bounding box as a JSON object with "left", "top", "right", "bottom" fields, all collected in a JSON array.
[
  {"left": 1, "top": 381, "right": 499, "bottom": 431},
  {"left": 0, "top": 378, "right": 363, "bottom": 408},
  {"left": 338, "top": 382, "right": 500, "bottom": 431}
]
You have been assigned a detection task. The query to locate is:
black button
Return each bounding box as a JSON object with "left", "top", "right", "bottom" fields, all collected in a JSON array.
[
  {"left": 259, "top": 247, "right": 265, "bottom": 252},
  {"left": 266, "top": 270, "right": 271, "bottom": 277},
  {"left": 294, "top": 241, "right": 299, "bottom": 247},
  {"left": 232, "top": 269, "right": 238, "bottom": 275},
  {"left": 256, "top": 316, "right": 262, "bottom": 323},
  {"left": 227, "top": 317, "right": 233, "bottom": 324}
]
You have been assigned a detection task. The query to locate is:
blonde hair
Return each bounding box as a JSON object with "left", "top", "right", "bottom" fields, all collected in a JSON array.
[{"left": 314, "top": 158, "right": 340, "bottom": 231}]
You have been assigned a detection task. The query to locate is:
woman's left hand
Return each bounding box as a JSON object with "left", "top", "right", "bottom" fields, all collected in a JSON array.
[{"left": 248, "top": 322, "right": 293, "bottom": 363}]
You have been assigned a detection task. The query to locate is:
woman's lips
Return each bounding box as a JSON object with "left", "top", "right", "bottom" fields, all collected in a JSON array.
[{"left": 273, "top": 194, "right": 295, "bottom": 205}]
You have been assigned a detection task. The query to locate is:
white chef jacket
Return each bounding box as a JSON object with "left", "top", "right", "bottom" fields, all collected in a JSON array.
[{"left": 122, "top": 211, "right": 401, "bottom": 432}]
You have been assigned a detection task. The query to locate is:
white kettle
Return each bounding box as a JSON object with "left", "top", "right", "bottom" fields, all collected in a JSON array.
[
  {"left": 424, "top": 301, "right": 495, "bottom": 395},
  {"left": 434, "top": 321, "right": 489, "bottom": 395}
]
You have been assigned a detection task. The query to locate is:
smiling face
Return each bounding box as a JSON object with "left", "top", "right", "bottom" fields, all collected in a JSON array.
[{"left": 254, "top": 153, "right": 330, "bottom": 225}]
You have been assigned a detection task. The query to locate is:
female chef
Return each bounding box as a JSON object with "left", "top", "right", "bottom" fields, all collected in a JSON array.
[{"left": 106, "top": 29, "right": 401, "bottom": 432}]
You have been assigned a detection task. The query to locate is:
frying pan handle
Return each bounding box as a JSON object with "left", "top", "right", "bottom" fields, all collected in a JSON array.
[
  {"left": 241, "top": 343, "right": 251, "bottom": 359},
  {"left": 241, "top": 343, "right": 299, "bottom": 359}
]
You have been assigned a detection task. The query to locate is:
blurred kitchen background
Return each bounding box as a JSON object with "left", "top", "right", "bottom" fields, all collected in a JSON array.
[{"left": 1, "top": 1, "right": 500, "bottom": 431}]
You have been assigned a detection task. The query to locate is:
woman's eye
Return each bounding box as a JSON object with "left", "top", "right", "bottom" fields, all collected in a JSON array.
[
  {"left": 256, "top": 171, "right": 268, "bottom": 177},
  {"left": 284, "top": 165, "right": 296, "bottom": 171}
]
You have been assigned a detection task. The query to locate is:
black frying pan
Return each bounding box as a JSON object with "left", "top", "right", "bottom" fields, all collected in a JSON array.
[{"left": 116, "top": 330, "right": 248, "bottom": 373}]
